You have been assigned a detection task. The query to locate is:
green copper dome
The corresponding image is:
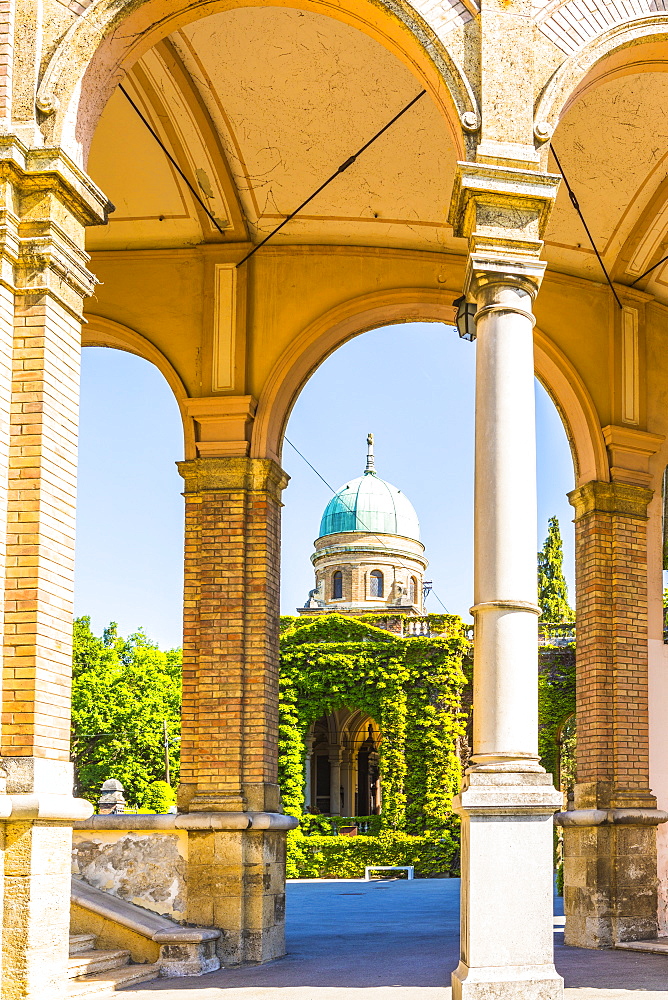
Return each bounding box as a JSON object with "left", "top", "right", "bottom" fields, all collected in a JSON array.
[{"left": 318, "top": 434, "right": 420, "bottom": 541}]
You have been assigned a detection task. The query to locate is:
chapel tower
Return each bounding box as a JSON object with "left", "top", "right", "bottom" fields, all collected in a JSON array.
[{"left": 299, "top": 434, "right": 427, "bottom": 616}]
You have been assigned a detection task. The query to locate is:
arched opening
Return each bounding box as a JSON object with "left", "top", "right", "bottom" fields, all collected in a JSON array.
[
  {"left": 332, "top": 570, "right": 343, "bottom": 600},
  {"left": 73, "top": 345, "right": 184, "bottom": 811},
  {"left": 281, "top": 319, "right": 577, "bottom": 880}
]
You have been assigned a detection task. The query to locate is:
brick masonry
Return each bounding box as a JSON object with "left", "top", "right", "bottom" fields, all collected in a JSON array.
[
  {"left": 564, "top": 480, "right": 659, "bottom": 948},
  {"left": 177, "top": 457, "right": 288, "bottom": 814}
]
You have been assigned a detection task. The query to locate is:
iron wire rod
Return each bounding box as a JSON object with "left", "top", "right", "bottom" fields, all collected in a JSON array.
[
  {"left": 119, "top": 84, "right": 227, "bottom": 235},
  {"left": 550, "top": 146, "right": 622, "bottom": 309},
  {"left": 630, "top": 252, "right": 668, "bottom": 287},
  {"left": 236, "top": 90, "right": 427, "bottom": 268}
]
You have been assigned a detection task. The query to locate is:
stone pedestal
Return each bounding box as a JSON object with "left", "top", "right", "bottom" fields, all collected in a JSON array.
[
  {"left": 453, "top": 772, "right": 563, "bottom": 1000},
  {"left": 182, "top": 818, "right": 291, "bottom": 965},
  {"left": 0, "top": 760, "right": 93, "bottom": 1000},
  {"left": 559, "top": 792, "right": 668, "bottom": 948}
]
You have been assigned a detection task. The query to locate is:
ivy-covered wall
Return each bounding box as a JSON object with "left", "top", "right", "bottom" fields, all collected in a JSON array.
[
  {"left": 538, "top": 642, "right": 576, "bottom": 790},
  {"left": 278, "top": 613, "right": 470, "bottom": 833}
]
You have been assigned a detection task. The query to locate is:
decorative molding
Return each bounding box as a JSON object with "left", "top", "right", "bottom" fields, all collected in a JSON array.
[
  {"left": 536, "top": 0, "right": 668, "bottom": 55},
  {"left": 568, "top": 479, "right": 654, "bottom": 518},
  {"left": 448, "top": 163, "right": 560, "bottom": 298},
  {"left": 177, "top": 456, "right": 288, "bottom": 499},
  {"left": 627, "top": 199, "right": 668, "bottom": 277},
  {"left": 556, "top": 808, "right": 668, "bottom": 826},
  {"left": 602, "top": 423, "right": 664, "bottom": 485},
  {"left": 621, "top": 306, "right": 640, "bottom": 426},
  {"left": 212, "top": 263, "right": 237, "bottom": 392},
  {"left": 184, "top": 394, "right": 257, "bottom": 458}
]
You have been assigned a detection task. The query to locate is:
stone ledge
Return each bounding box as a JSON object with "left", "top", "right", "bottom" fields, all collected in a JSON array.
[
  {"left": 74, "top": 811, "right": 299, "bottom": 832},
  {"left": 615, "top": 938, "right": 668, "bottom": 954},
  {"left": 72, "top": 879, "right": 220, "bottom": 978},
  {"left": 72, "top": 878, "right": 219, "bottom": 943},
  {"left": 555, "top": 808, "right": 668, "bottom": 826},
  {"left": 0, "top": 793, "right": 93, "bottom": 822}
]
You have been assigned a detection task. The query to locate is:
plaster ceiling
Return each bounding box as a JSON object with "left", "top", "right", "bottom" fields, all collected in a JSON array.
[
  {"left": 85, "top": 7, "right": 668, "bottom": 311},
  {"left": 545, "top": 64, "right": 668, "bottom": 297},
  {"left": 86, "top": 6, "right": 461, "bottom": 254}
]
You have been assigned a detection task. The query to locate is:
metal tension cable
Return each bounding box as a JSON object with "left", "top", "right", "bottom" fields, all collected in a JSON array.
[
  {"left": 550, "top": 145, "right": 622, "bottom": 309},
  {"left": 119, "top": 84, "right": 227, "bottom": 235},
  {"left": 630, "top": 253, "right": 668, "bottom": 287},
  {"left": 236, "top": 89, "right": 427, "bottom": 267}
]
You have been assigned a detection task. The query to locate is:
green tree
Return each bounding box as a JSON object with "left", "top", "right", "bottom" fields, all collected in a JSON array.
[
  {"left": 71, "top": 617, "right": 182, "bottom": 808},
  {"left": 143, "top": 780, "right": 176, "bottom": 813},
  {"left": 537, "top": 516, "right": 575, "bottom": 622}
]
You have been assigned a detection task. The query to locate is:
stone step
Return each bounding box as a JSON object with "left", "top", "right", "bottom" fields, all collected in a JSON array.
[
  {"left": 66, "top": 963, "right": 162, "bottom": 997},
  {"left": 69, "top": 934, "right": 97, "bottom": 956},
  {"left": 615, "top": 937, "right": 668, "bottom": 955},
  {"left": 68, "top": 949, "right": 130, "bottom": 979}
]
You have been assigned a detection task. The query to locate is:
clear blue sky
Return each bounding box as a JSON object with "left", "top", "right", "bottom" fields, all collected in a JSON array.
[{"left": 75, "top": 324, "right": 575, "bottom": 648}]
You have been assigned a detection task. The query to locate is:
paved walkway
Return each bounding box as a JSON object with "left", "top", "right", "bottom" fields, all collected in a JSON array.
[{"left": 124, "top": 879, "right": 668, "bottom": 999}]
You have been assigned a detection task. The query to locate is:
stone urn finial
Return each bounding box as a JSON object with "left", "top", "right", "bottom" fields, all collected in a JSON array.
[{"left": 98, "top": 778, "right": 126, "bottom": 815}]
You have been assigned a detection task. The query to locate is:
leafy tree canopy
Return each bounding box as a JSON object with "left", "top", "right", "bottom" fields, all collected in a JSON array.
[
  {"left": 72, "top": 617, "right": 181, "bottom": 809},
  {"left": 537, "top": 516, "right": 574, "bottom": 623}
]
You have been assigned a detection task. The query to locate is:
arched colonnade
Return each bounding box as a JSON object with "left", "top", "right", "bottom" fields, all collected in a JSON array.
[{"left": 2, "top": 0, "right": 668, "bottom": 996}]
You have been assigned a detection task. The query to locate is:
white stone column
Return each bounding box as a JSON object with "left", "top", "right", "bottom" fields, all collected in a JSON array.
[
  {"left": 471, "top": 275, "right": 542, "bottom": 768},
  {"left": 329, "top": 752, "right": 342, "bottom": 816},
  {"left": 304, "top": 752, "right": 312, "bottom": 813},
  {"left": 448, "top": 162, "right": 563, "bottom": 1000}
]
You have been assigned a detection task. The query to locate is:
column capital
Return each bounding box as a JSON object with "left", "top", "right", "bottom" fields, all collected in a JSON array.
[
  {"left": 448, "top": 161, "right": 560, "bottom": 298},
  {"left": 568, "top": 479, "right": 653, "bottom": 520},
  {"left": 177, "top": 455, "right": 289, "bottom": 500},
  {"left": 0, "top": 138, "right": 112, "bottom": 316}
]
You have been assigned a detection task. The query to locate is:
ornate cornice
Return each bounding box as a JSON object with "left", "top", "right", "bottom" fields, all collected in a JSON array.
[
  {"left": 0, "top": 138, "right": 112, "bottom": 316},
  {"left": 568, "top": 480, "right": 653, "bottom": 519},
  {"left": 177, "top": 456, "right": 289, "bottom": 500}
]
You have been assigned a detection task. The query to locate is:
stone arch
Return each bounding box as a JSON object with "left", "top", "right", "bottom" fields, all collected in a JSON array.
[
  {"left": 251, "top": 288, "right": 608, "bottom": 485},
  {"left": 38, "top": 0, "right": 477, "bottom": 164},
  {"left": 534, "top": 16, "right": 668, "bottom": 156},
  {"left": 83, "top": 314, "right": 195, "bottom": 458}
]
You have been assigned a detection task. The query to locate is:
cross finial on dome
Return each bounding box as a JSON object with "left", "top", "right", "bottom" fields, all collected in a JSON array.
[{"left": 365, "top": 432, "right": 375, "bottom": 474}]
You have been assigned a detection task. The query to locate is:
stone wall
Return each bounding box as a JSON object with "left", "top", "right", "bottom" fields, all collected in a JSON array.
[{"left": 72, "top": 828, "right": 187, "bottom": 921}]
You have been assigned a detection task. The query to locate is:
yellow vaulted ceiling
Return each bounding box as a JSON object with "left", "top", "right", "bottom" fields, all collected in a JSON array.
[{"left": 86, "top": 6, "right": 460, "bottom": 254}]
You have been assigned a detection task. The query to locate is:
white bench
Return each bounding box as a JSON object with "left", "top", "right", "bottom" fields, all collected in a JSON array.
[{"left": 364, "top": 865, "right": 414, "bottom": 881}]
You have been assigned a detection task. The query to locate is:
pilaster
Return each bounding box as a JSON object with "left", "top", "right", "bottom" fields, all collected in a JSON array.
[
  {"left": 0, "top": 139, "right": 109, "bottom": 999},
  {"left": 560, "top": 480, "right": 667, "bottom": 947},
  {"left": 176, "top": 455, "right": 293, "bottom": 965}
]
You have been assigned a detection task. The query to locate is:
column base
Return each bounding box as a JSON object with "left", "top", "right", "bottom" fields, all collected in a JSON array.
[
  {"left": 0, "top": 759, "right": 94, "bottom": 999},
  {"left": 452, "top": 961, "right": 564, "bottom": 1000},
  {"left": 177, "top": 812, "right": 297, "bottom": 965},
  {"left": 558, "top": 786, "right": 668, "bottom": 948},
  {"left": 453, "top": 770, "right": 563, "bottom": 1000}
]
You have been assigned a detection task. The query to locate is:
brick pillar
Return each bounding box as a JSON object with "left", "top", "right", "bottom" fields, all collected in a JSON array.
[
  {"left": 0, "top": 144, "right": 109, "bottom": 998},
  {"left": 562, "top": 480, "right": 667, "bottom": 947},
  {"left": 176, "top": 456, "right": 294, "bottom": 965}
]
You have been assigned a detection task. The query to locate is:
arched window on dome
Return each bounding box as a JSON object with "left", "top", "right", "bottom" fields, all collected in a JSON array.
[
  {"left": 369, "top": 570, "right": 384, "bottom": 599},
  {"left": 409, "top": 577, "right": 417, "bottom": 604},
  {"left": 332, "top": 570, "right": 343, "bottom": 600}
]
